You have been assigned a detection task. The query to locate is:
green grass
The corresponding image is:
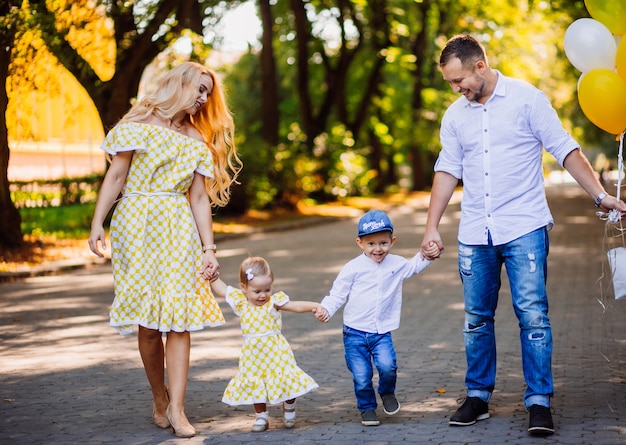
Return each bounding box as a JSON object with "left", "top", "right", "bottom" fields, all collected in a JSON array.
[
  {"left": 20, "top": 203, "right": 96, "bottom": 239},
  {"left": 17, "top": 203, "right": 246, "bottom": 241}
]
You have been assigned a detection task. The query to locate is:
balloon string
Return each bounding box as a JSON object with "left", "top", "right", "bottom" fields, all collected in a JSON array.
[
  {"left": 597, "top": 131, "right": 626, "bottom": 224},
  {"left": 615, "top": 131, "right": 624, "bottom": 202}
]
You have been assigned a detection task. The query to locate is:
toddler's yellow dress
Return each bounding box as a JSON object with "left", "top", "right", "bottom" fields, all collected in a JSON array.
[
  {"left": 102, "top": 122, "right": 225, "bottom": 334},
  {"left": 222, "top": 286, "right": 318, "bottom": 405}
]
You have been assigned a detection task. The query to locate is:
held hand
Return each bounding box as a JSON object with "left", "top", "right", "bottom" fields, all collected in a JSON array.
[
  {"left": 422, "top": 241, "right": 441, "bottom": 260},
  {"left": 421, "top": 229, "right": 444, "bottom": 260},
  {"left": 88, "top": 227, "right": 106, "bottom": 258},
  {"left": 199, "top": 250, "right": 220, "bottom": 281},
  {"left": 313, "top": 305, "right": 330, "bottom": 323}
]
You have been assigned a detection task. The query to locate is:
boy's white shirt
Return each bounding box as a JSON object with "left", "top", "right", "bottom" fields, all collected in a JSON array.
[{"left": 320, "top": 252, "right": 431, "bottom": 334}]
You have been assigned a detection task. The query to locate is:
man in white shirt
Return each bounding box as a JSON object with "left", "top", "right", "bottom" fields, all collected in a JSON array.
[
  {"left": 420, "top": 34, "right": 626, "bottom": 436},
  {"left": 318, "top": 210, "right": 438, "bottom": 426}
]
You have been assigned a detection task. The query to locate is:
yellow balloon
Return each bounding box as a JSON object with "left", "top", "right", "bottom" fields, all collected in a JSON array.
[
  {"left": 578, "top": 69, "right": 626, "bottom": 134},
  {"left": 585, "top": 0, "right": 626, "bottom": 36},
  {"left": 617, "top": 37, "right": 626, "bottom": 83}
]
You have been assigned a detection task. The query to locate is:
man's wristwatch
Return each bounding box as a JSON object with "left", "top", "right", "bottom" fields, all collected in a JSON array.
[{"left": 594, "top": 192, "right": 608, "bottom": 207}]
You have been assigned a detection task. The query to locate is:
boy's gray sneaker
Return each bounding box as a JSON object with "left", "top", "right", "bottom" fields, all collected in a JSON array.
[
  {"left": 361, "top": 410, "right": 380, "bottom": 426},
  {"left": 381, "top": 393, "right": 401, "bottom": 415},
  {"left": 449, "top": 396, "right": 490, "bottom": 426}
]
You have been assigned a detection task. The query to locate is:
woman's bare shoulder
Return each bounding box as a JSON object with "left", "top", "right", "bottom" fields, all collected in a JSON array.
[{"left": 186, "top": 126, "right": 204, "bottom": 142}]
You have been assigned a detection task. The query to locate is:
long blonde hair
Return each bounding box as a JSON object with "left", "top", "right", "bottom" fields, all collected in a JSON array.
[{"left": 121, "top": 61, "right": 242, "bottom": 207}]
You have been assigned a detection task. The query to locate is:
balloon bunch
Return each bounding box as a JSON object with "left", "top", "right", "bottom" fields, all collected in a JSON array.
[{"left": 564, "top": 0, "right": 626, "bottom": 135}]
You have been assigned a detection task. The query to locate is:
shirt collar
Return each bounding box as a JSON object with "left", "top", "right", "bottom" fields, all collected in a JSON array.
[{"left": 491, "top": 70, "right": 506, "bottom": 98}]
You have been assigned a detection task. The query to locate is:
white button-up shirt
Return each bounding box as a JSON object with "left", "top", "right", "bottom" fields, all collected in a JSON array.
[
  {"left": 320, "top": 252, "right": 431, "bottom": 334},
  {"left": 435, "top": 71, "right": 580, "bottom": 246}
]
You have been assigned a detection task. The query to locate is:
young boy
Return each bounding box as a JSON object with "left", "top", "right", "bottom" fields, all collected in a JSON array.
[{"left": 315, "top": 210, "right": 439, "bottom": 426}]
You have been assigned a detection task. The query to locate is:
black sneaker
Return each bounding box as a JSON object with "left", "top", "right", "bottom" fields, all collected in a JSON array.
[
  {"left": 449, "top": 396, "right": 490, "bottom": 426},
  {"left": 528, "top": 404, "right": 554, "bottom": 436},
  {"left": 381, "top": 393, "right": 401, "bottom": 415},
  {"left": 361, "top": 410, "right": 380, "bottom": 426}
]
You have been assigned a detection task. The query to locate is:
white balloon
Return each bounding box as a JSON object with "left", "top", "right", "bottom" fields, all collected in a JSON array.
[{"left": 564, "top": 18, "right": 617, "bottom": 73}]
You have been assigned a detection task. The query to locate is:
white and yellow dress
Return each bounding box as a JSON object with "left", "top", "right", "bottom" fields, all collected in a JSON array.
[
  {"left": 222, "top": 286, "right": 318, "bottom": 405},
  {"left": 102, "top": 122, "right": 225, "bottom": 334}
]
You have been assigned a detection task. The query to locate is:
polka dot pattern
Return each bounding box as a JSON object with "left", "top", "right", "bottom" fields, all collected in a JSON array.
[
  {"left": 222, "top": 287, "right": 318, "bottom": 405},
  {"left": 103, "top": 122, "right": 224, "bottom": 334}
]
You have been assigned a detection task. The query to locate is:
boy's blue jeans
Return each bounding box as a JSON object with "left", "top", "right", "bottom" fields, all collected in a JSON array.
[
  {"left": 343, "top": 325, "right": 397, "bottom": 412},
  {"left": 458, "top": 227, "right": 553, "bottom": 409}
]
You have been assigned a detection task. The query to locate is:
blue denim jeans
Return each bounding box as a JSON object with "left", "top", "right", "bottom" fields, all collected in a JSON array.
[
  {"left": 458, "top": 227, "right": 553, "bottom": 409},
  {"left": 343, "top": 325, "right": 397, "bottom": 412}
]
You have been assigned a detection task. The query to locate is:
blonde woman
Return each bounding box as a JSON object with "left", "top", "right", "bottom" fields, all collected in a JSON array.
[{"left": 88, "top": 62, "right": 242, "bottom": 438}]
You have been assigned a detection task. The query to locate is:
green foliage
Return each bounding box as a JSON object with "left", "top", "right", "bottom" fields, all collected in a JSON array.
[
  {"left": 224, "top": 52, "right": 280, "bottom": 208},
  {"left": 20, "top": 203, "right": 95, "bottom": 239},
  {"left": 227, "top": 0, "right": 608, "bottom": 201},
  {"left": 10, "top": 175, "right": 101, "bottom": 208},
  {"left": 7, "top": 0, "right": 611, "bottom": 222}
]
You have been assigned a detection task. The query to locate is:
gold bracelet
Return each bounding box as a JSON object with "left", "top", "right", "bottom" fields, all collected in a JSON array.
[{"left": 202, "top": 243, "right": 217, "bottom": 253}]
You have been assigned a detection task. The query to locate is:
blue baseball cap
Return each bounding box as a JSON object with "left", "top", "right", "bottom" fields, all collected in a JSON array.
[{"left": 357, "top": 210, "right": 394, "bottom": 237}]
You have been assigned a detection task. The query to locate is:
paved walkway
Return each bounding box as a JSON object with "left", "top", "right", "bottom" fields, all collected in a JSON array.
[{"left": 1, "top": 184, "right": 625, "bottom": 444}]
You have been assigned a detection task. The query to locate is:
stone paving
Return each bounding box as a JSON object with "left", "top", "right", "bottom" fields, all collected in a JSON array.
[{"left": 1, "top": 184, "right": 625, "bottom": 444}]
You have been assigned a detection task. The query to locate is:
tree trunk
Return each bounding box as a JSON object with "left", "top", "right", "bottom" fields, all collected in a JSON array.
[
  {"left": 259, "top": 0, "right": 279, "bottom": 145},
  {"left": 409, "top": 0, "right": 432, "bottom": 191},
  {"left": 368, "top": 127, "right": 384, "bottom": 194},
  {"left": 0, "top": 3, "right": 23, "bottom": 248}
]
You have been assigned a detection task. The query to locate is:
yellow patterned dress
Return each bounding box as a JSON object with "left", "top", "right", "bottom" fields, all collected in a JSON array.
[
  {"left": 103, "top": 122, "right": 225, "bottom": 334},
  {"left": 222, "top": 286, "right": 319, "bottom": 405}
]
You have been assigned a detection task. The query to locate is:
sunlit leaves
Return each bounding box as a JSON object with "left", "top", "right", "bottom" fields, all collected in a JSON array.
[
  {"left": 6, "top": 0, "right": 605, "bottom": 210},
  {"left": 7, "top": 1, "right": 115, "bottom": 141},
  {"left": 45, "top": 0, "right": 115, "bottom": 80}
]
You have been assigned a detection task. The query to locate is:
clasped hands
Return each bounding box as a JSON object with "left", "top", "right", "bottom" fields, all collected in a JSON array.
[
  {"left": 199, "top": 250, "right": 220, "bottom": 282},
  {"left": 313, "top": 304, "right": 329, "bottom": 323}
]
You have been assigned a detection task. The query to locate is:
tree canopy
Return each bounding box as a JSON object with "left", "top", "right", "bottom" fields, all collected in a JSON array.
[{"left": 2, "top": 0, "right": 611, "bottom": 249}]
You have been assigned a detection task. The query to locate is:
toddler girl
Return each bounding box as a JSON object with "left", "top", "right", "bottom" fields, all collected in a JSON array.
[{"left": 210, "top": 256, "right": 325, "bottom": 432}]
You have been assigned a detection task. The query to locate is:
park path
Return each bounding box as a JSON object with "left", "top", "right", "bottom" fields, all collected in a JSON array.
[{"left": 0, "top": 184, "right": 625, "bottom": 444}]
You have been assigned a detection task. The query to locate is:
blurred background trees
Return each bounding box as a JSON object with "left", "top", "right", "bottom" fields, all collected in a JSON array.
[{"left": 2, "top": 0, "right": 614, "bottom": 249}]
